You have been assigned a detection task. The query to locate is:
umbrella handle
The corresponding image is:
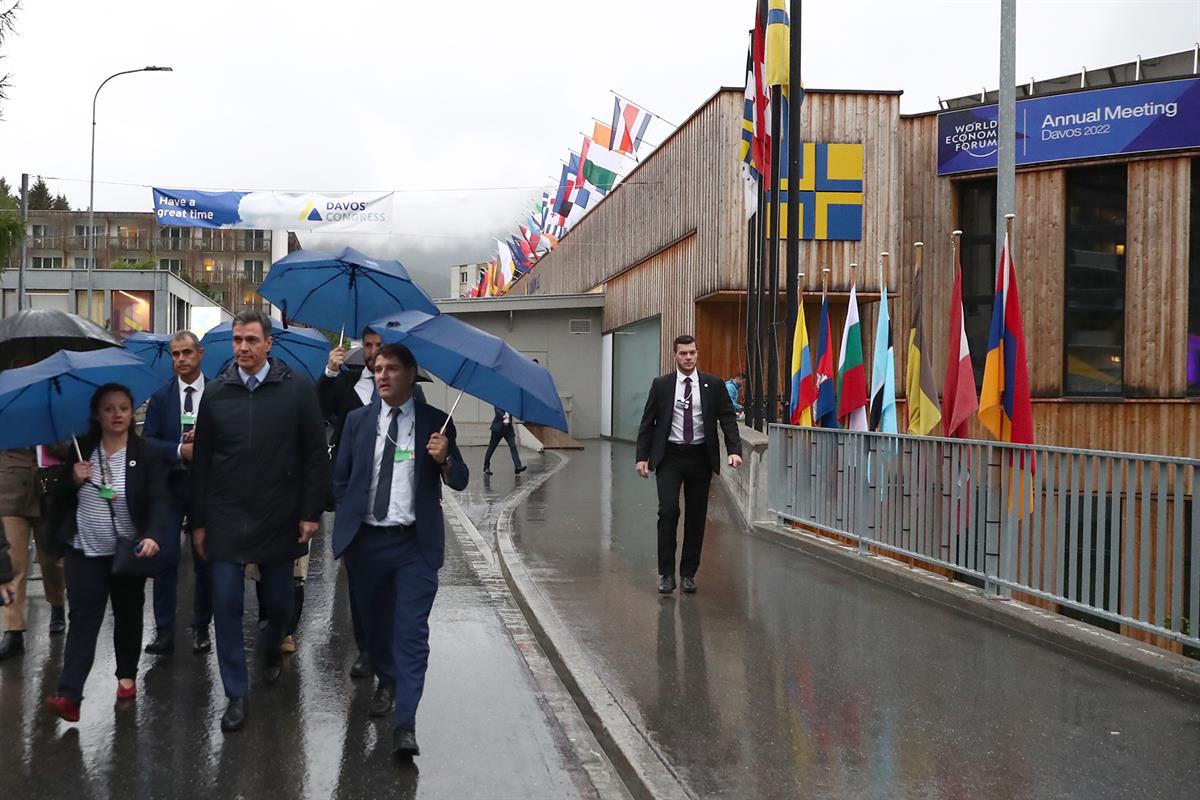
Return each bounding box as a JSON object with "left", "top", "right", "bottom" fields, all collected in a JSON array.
[
  {"left": 440, "top": 388, "right": 465, "bottom": 435},
  {"left": 72, "top": 436, "right": 83, "bottom": 462},
  {"left": 338, "top": 324, "right": 344, "bottom": 350}
]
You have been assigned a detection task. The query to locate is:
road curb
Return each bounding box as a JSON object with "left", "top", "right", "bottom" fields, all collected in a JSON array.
[
  {"left": 747, "top": 519, "right": 1200, "bottom": 703},
  {"left": 450, "top": 452, "right": 694, "bottom": 800}
]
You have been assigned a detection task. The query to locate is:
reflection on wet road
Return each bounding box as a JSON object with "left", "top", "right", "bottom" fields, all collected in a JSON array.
[
  {"left": 461, "top": 441, "right": 1200, "bottom": 800},
  {"left": 0, "top": 487, "right": 601, "bottom": 800}
]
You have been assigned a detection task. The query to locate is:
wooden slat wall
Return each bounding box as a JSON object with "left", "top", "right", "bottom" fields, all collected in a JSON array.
[
  {"left": 604, "top": 234, "right": 698, "bottom": 373},
  {"left": 1125, "top": 159, "right": 1191, "bottom": 397},
  {"left": 1014, "top": 169, "right": 1067, "bottom": 396}
]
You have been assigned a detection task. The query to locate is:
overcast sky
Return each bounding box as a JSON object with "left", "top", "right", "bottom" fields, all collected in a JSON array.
[{"left": 1, "top": 0, "right": 1196, "bottom": 295}]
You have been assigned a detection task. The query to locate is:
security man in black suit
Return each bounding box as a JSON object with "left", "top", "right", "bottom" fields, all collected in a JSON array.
[
  {"left": 320, "top": 327, "right": 424, "bottom": 679},
  {"left": 636, "top": 335, "right": 742, "bottom": 595}
]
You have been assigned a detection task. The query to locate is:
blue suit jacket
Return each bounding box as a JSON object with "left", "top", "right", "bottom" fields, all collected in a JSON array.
[
  {"left": 490, "top": 406, "right": 514, "bottom": 434},
  {"left": 143, "top": 377, "right": 183, "bottom": 467},
  {"left": 332, "top": 398, "right": 469, "bottom": 570}
]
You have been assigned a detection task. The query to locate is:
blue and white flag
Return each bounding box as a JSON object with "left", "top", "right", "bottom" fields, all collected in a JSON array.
[{"left": 869, "top": 279, "right": 898, "bottom": 434}]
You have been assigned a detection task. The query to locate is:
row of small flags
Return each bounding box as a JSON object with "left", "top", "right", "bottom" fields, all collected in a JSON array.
[
  {"left": 464, "top": 96, "right": 655, "bottom": 298},
  {"left": 788, "top": 229, "right": 1034, "bottom": 446}
]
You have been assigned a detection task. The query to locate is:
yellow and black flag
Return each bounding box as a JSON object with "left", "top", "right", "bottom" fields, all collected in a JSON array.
[{"left": 905, "top": 256, "right": 942, "bottom": 435}]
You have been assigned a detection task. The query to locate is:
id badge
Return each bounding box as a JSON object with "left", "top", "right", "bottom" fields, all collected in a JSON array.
[
  {"left": 98, "top": 485, "right": 116, "bottom": 501},
  {"left": 675, "top": 398, "right": 690, "bottom": 410},
  {"left": 394, "top": 448, "right": 414, "bottom": 463},
  {"left": 180, "top": 412, "right": 197, "bottom": 427}
]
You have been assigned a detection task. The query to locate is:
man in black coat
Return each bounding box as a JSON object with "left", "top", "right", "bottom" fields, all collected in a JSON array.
[
  {"left": 636, "top": 335, "right": 742, "bottom": 595},
  {"left": 191, "top": 309, "right": 330, "bottom": 733}
]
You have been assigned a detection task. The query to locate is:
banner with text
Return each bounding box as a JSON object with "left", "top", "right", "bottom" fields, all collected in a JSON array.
[
  {"left": 936, "top": 77, "right": 1200, "bottom": 175},
  {"left": 152, "top": 188, "right": 394, "bottom": 232}
]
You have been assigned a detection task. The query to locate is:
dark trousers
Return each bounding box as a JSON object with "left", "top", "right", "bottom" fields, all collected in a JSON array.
[
  {"left": 151, "top": 505, "right": 213, "bottom": 635},
  {"left": 58, "top": 547, "right": 147, "bottom": 705},
  {"left": 211, "top": 559, "right": 293, "bottom": 699},
  {"left": 346, "top": 567, "right": 369, "bottom": 654},
  {"left": 346, "top": 524, "right": 438, "bottom": 732},
  {"left": 484, "top": 428, "right": 522, "bottom": 470},
  {"left": 655, "top": 444, "right": 714, "bottom": 579}
]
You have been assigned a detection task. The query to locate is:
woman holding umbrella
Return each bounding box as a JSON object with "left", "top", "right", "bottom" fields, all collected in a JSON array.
[{"left": 43, "top": 384, "right": 166, "bottom": 723}]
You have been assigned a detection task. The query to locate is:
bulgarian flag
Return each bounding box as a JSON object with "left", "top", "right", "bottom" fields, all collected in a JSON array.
[
  {"left": 580, "top": 137, "right": 625, "bottom": 195},
  {"left": 837, "top": 283, "right": 869, "bottom": 431}
]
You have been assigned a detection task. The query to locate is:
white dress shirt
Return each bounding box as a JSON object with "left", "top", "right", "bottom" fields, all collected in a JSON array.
[
  {"left": 353, "top": 369, "right": 375, "bottom": 406},
  {"left": 668, "top": 369, "right": 706, "bottom": 444},
  {"left": 366, "top": 398, "right": 417, "bottom": 526},
  {"left": 176, "top": 373, "right": 205, "bottom": 458},
  {"left": 324, "top": 366, "right": 376, "bottom": 407}
]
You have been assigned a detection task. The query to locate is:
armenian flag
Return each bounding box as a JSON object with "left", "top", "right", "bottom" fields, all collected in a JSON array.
[{"left": 979, "top": 229, "right": 1033, "bottom": 444}]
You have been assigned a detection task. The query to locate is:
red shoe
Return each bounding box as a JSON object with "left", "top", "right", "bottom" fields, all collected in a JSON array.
[
  {"left": 44, "top": 695, "right": 81, "bottom": 722},
  {"left": 116, "top": 681, "right": 137, "bottom": 701}
]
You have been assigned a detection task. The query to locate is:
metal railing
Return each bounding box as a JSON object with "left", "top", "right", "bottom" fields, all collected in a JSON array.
[{"left": 768, "top": 425, "right": 1200, "bottom": 649}]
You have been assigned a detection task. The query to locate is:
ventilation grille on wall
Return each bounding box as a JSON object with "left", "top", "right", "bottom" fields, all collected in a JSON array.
[{"left": 569, "top": 319, "right": 592, "bottom": 334}]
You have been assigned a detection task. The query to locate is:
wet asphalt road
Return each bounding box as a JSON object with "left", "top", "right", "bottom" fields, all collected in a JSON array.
[
  {"left": 460, "top": 441, "right": 1200, "bottom": 800},
  {"left": 0, "top": 462, "right": 610, "bottom": 800}
]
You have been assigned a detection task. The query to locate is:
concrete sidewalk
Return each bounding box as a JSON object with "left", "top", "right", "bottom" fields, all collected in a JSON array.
[
  {"left": 0, "top": 483, "right": 627, "bottom": 800},
  {"left": 457, "top": 440, "right": 1200, "bottom": 800}
]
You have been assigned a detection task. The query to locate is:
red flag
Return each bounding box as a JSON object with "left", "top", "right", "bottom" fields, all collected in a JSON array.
[
  {"left": 943, "top": 246, "right": 978, "bottom": 437},
  {"left": 751, "top": 2, "right": 772, "bottom": 187}
]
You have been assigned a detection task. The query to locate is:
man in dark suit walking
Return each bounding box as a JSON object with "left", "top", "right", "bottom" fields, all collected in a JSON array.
[
  {"left": 333, "top": 341, "right": 468, "bottom": 759},
  {"left": 483, "top": 406, "right": 527, "bottom": 476},
  {"left": 191, "top": 309, "right": 329, "bottom": 733},
  {"left": 636, "top": 335, "right": 742, "bottom": 594},
  {"left": 141, "top": 330, "right": 213, "bottom": 657},
  {"left": 319, "top": 328, "right": 425, "bottom": 679}
]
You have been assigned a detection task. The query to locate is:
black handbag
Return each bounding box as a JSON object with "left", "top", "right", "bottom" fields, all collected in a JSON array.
[{"left": 102, "top": 495, "right": 160, "bottom": 579}]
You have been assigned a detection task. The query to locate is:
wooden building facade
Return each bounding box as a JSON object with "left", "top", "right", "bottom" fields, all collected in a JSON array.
[{"left": 522, "top": 68, "right": 1200, "bottom": 459}]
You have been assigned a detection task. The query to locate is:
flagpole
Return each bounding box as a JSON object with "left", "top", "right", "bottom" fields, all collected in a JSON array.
[
  {"left": 746, "top": 203, "right": 758, "bottom": 429},
  {"left": 754, "top": 168, "right": 767, "bottom": 431},
  {"left": 766, "top": 80, "right": 783, "bottom": 425},
  {"left": 607, "top": 90, "right": 678, "bottom": 128},
  {"left": 784, "top": 0, "right": 802, "bottom": 417}
]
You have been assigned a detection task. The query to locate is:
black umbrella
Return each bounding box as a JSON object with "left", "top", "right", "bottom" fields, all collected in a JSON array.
[{"left": 0, "top": 310, "right": 120, "bottom": 371}]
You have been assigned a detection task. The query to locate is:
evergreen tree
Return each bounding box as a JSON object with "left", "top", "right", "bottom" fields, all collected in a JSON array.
[
  {"left": 0, "top": 176, "right": 16, "bottom": 209},
  {"left": 51, "top": 193, "right": 70, "bottom": 211},
  {"left": 28, "top": 176, "right": 52, "bottom": 210}
]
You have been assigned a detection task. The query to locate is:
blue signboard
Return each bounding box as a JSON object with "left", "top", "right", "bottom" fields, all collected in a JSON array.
[{"left": 936, "top": 77, "right": 1200, "bottom": 175}]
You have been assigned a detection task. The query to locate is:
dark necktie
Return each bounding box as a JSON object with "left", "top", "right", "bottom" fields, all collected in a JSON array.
[
  {"left": 373, "top": 408, "right": 400, "bottom": 521},
  {"left": 183, "top": 387, "right": 195, "bottom": 432},
  {"left": 369, "top": 374, "right": 378, "bottom": 402},
  {"left": 245, "top": 375, "right": 259, "bottom": 391},
  {"left": 683, "top": 377, "right": 694, "bottom": 443}
]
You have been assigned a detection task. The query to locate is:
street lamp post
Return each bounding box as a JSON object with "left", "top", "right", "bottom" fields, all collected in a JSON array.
[{"left": 88, "top": 65, "right": 172, "bottom": 322}]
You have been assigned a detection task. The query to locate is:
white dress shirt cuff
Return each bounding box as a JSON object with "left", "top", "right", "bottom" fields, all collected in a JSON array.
[{"left": 324, "top": 367, "right": 339, "bottom": 379}]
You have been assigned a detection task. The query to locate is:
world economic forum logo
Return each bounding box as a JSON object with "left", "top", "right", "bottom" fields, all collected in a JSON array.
[{"left": 299, "top": 202, "right": 323, "bottom": 222}]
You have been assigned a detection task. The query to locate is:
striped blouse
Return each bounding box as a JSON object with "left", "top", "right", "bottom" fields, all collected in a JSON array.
[{"left": 74, "top": 446, "right": 138, "bottom": 557}]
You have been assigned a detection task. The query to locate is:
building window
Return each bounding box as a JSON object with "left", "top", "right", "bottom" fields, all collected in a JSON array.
[
  {"left": 955, "top": 179, "right": 997, "bottom": 387},
  {"left": 243, "top": 259, "right": 264, "bottom": 282},
  {"left": 242, "top": 229, "right": 265, "bottom": 251},
  {"left": 460, "top": 270, "right": 468, "bottom": 283},
  {"left": 1189, "top": 159, "right": 1200, "bottom": 396},
  {"left": 117, "top": 225, "right": 141, "bottom": 248},
  {"left": 159, "top": 258, "right": 182, "bottom": 273},
  {"left": 73, "top": 257, "right": 95, "bottom": 269},
  {"left": 31, "top": 256, "right": 63, "bottom": 269},
  {"left": 1065, "top": 165, "right": 1127, "bottom": 395},
  {"left": 31, "top": 224, "right": 48, "bottom": 242},
  {"left": 74, "top": 224, "right": 103, "bottom": 247},
  {"left": 111, "top": 289, "right": 153, "bottom": 340},
  {"left": 159, "top": 226, "right": 190, "bottom": 251}
]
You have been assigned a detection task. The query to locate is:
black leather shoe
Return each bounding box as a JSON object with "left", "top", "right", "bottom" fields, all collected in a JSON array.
[
  {"left": 350, "top": 651, "right": 371, "bottom": 679},
  {"left": 144, "top": 631, "right": 174, "bottom": 656},
  {"left": 220, "top": 697, "right": 247, "bottom": 732},
  {"left": 369, "top": 684, "right": 395, "bottom": 718},
  {"left": 681, "top": 576, "right": 698, "bottom": 594},
  {"left": 264, "top": 652, "right": 283, "bottom": 685},
  {"left": 657, "top": 575, "right": 676, "bottom": 594},
  {"left": 192, "top": 627, "right": 212, "bottom": 655},
  {"left": 0, "top": 631, "right": 25, "bottom": 660},
  {"left": 392, "top": 727, "right": 420, "bottom": 758},
  {"left": 515, "top": 465, "right": 527, "bottom": 475},
  {"left": 49, "top": 606, "right": 66, "bottom": 635}
]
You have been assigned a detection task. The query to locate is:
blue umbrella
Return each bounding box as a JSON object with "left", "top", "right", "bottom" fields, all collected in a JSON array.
[
  {"left": 257, "top": 247, "right": 438, "bottom": 337},
  {"left": 200, "top": 322, "right": 330, "bottom": 382},
  {"left": 371, "top": 310, "right": 568, "bottom": 432},
  {"left": 123, "top": 331, "right": 176, "bottom": 382},
  {"left": 0, "top": 348, "right": 164, "bottom": 451}
]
